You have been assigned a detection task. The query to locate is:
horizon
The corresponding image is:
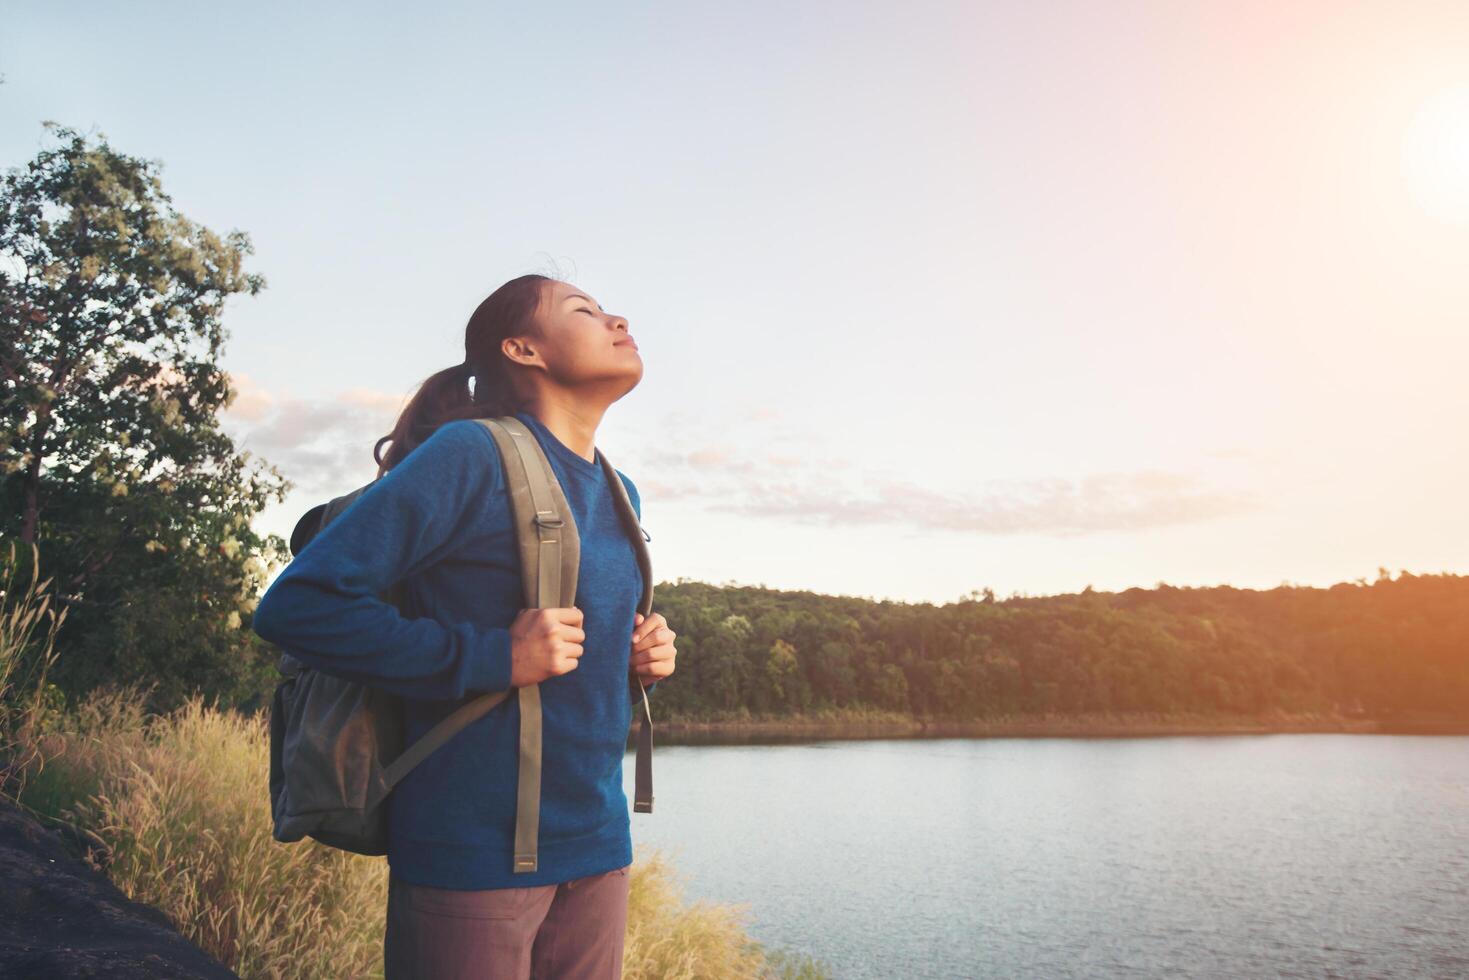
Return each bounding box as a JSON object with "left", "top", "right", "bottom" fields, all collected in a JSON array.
[{"left": 644, "top": 563, "right": 1459, "bottom": 608}]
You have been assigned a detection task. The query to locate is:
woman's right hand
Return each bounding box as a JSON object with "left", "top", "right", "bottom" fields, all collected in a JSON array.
[{"left": 508, "top": 607, "right": 585, "bottom": 686}]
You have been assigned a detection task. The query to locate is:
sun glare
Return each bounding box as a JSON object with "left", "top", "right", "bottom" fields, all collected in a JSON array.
[{"left": 1402, "top": 83, "right": 1469, "bottom": 225}]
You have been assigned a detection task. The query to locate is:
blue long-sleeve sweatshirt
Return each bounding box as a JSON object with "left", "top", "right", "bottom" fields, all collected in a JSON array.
[{"left": 251, "top": 408, "right": 655, "bottom": 890}]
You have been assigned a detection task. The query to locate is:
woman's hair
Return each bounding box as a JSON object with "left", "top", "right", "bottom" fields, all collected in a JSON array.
[{"left": 373, "top": 273, "right": 552, "bottom": 476}]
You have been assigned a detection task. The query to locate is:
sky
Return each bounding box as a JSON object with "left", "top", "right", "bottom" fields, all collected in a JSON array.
[{"left": 5, "top": 0, "right": 1468, "bottom": 604}]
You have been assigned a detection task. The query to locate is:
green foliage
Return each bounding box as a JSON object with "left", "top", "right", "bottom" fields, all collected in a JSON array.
[
  {"left": 0, "top": 123, "right": 291, "bottom": 712},
  {"left": 644, "top": 573, "right": 1469, "bottom": 723}
]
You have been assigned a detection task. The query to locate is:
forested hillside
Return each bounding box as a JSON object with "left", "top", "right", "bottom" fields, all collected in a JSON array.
[{"left": 644, "top": 571, "right": 1469, "bottom": 723}]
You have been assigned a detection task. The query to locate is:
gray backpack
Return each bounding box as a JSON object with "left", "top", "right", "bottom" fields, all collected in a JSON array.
[{"left": 267, "top": 415, "right": 655, "bottom": 871}]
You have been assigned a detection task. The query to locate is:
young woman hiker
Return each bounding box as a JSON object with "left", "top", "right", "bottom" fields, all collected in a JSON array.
[{"left": 251, "top": 274, "right": 678, "bottom": 979}]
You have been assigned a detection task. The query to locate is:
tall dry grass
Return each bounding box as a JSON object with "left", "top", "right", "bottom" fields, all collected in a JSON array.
[
  {"left": 16, "top": 684, "right": 830, "bottom": 979},
  {"left": 0, "top": 539, "right": 66, "bottom": 795},
  {"left": 23, "top": 689, "right": 389, "bottom": 978}
]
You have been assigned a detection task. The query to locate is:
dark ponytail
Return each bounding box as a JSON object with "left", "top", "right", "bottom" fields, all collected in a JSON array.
[{"left": 373, "top": 273, "right": 552, "bottom": 476}]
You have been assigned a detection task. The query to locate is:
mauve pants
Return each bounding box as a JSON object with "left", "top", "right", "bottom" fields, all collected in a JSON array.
[{"left": 383, "top": 865, "right": 631, "bottom": 980}]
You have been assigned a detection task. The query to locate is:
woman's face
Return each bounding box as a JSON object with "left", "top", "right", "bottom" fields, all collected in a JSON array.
[{"left": 507, "top": 280, "right": 642, "bottom": 395}]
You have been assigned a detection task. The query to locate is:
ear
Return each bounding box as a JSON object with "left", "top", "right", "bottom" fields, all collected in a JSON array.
[{"left": 500, "top": 336, "right": 540, "bottom": 367}]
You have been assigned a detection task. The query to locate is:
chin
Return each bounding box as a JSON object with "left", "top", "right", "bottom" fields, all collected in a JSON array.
[{"left": 619, "top": 363, "right": 644, "bottom": 393}]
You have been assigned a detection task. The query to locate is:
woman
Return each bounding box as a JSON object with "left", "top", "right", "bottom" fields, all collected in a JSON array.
[{"left": 251, "top": 274, "right": 678, "bottom": 979}]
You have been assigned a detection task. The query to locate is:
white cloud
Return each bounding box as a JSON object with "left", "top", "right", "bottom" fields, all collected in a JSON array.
[
  {"left": 225, "top": 371, "right": 276, "bottom": 421},
  {"left": 626, "top": 427, "right": 1257, "bottom": 536},
  {"left": 222, "top": 373, "right": 408, "bottom": 495}
]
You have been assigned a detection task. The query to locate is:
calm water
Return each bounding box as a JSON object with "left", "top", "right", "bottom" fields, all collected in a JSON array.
[{"left": 622, "top": 734, "right": 1469, "bottom": 979}]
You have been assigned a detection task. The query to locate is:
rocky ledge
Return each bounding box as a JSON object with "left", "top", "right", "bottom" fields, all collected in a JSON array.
[{"left": 0, "top": 798, "right": 237, "bottom": 979}]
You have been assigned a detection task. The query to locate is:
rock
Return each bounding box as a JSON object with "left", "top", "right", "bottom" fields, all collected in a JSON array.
[{"left": 0, "top": 798, "right": 238, "bottom": 979}]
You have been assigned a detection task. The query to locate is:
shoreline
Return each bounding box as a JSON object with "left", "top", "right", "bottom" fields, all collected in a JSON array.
[{"left": 629, "top": 712, "right": 1469, "bottom": 744}]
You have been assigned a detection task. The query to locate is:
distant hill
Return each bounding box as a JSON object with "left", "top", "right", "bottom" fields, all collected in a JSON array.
[{"left": 642, "top": 571, "right": 1469, "bottom": 727}]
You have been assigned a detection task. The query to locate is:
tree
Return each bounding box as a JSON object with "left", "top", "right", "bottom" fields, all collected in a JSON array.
[
  {"left": 764, "top": 638, "right": 804, "bottom": 713},
  {"left": 0, "top": 122, "right": 291, "bottom": 710},
  {"left": 806, "top": 640, "right": 858, "bottom": 707}
]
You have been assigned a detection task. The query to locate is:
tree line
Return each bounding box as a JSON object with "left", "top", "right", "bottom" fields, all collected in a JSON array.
[{"left": 641, "top": 572, "right": 1469, "bottom": 722}]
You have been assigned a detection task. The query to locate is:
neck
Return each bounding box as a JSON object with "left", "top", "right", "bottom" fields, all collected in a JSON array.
[{"left": 520, "top": 395, "right": 606, "bottom": 464}]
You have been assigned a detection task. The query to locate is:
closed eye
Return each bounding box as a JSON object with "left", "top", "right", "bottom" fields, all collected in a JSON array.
[{"left": 579, "top": 307, "right": 599, "bottom": 315}]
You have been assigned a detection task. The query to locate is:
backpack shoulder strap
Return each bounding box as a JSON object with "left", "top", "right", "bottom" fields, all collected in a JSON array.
[
  {"left": 598, "top": 448, "right": 655, "bottom": 814},
  {"left": 480, "top": 416, "right": 581, "bottom": 609},
  {"left": 475, "top": 415, "right": 579, "bottom": 872},
  {"left": 382, "top": 415, "right": 576, "bottom": 875},
  {"left": 598, "top": 450, "right": 654, "bottom": 618}
]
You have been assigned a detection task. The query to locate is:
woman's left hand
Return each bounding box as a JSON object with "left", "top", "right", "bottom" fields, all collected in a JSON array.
[{"left": 630, "top": 612, "right": 677, "bottom": 682}]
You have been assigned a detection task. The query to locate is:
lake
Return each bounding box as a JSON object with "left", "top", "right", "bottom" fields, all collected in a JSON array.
[{"left": 623, "top": 733, "right": 1469, "bottom": 979}]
